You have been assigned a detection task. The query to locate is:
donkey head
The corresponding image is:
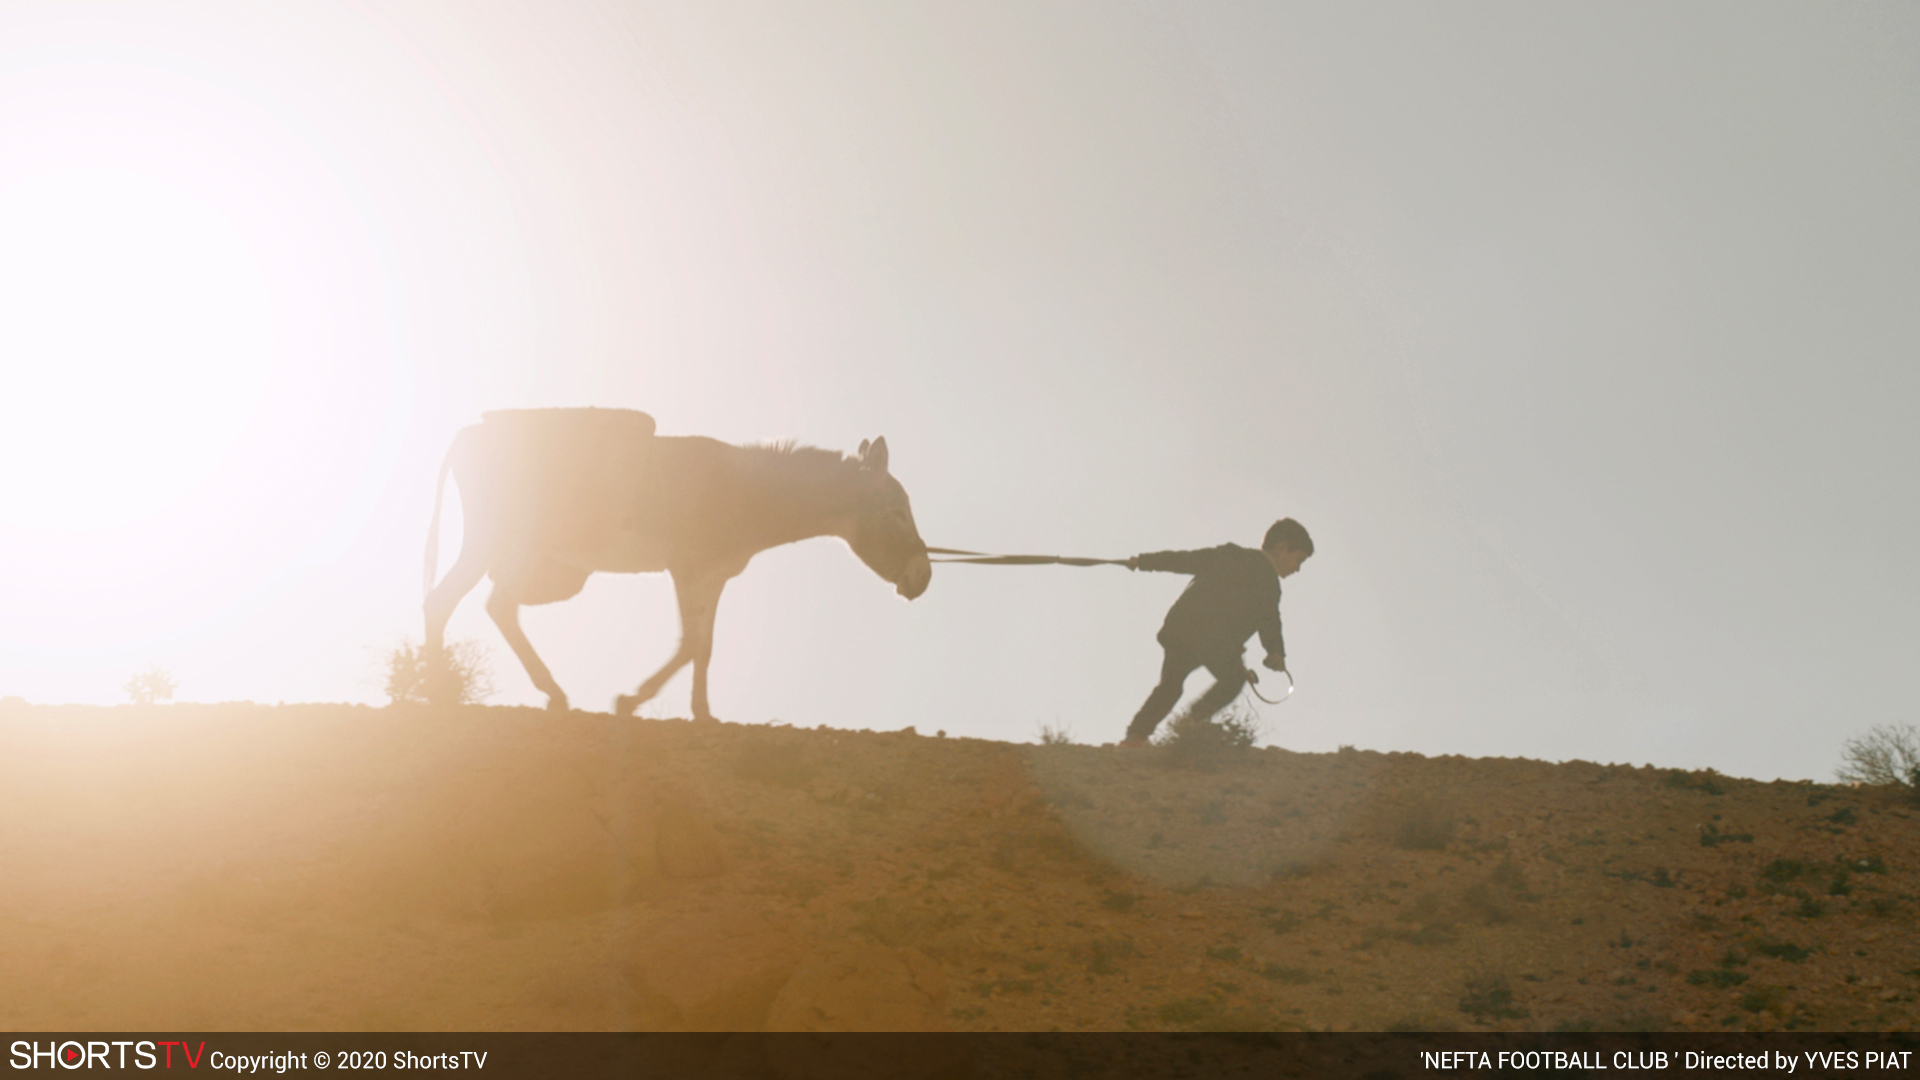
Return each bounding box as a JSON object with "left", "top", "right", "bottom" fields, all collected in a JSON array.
[{"left": 848, "top": 436, "right": 931, "bottom": 599}]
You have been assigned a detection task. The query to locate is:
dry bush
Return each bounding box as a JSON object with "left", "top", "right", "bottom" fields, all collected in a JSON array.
[
  {"left": 1153, "top": 700, "right": 1261, "bottom": 766},
  {"left": 1035, "top": 721, "right": 1075, "bottom": 746},
  {"left": 1459, "top": 973, "right": 1530, "bottom": 1021},
  {"left": 124, "top": 665, "right": 176, "bottom": 705},
  {"left": 384, "top": 639, "right": 494, "bottom": 706},
  {"left": 1835, "top": 724, "right": 1920, "bottom": 787}
]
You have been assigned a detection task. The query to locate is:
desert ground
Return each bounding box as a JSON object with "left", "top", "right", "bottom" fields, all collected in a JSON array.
[{"left": 1, "top": 700, "right": 1915, "bottom": 1034}]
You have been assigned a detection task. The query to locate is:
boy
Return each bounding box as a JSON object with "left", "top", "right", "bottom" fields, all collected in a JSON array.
[{"left": 1120, "top": 518, "right": 1313, "bottom": 747}]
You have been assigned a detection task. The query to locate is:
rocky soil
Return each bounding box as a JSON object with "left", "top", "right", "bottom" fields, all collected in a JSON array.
[{"left": 2, "top": 701, "right": 1915, "bottom": 1033}]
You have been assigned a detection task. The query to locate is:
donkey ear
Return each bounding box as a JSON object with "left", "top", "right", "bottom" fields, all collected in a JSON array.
[
  {"left": 858, "top": 438, "right": 871, "bottom": 459},
  {"left": 865, "top": 436, "right": 889, "bottom": 473}
]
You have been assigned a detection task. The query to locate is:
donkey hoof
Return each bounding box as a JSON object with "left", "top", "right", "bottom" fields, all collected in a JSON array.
[
  {"left": 613, "top": 695, "right": 639, "bottom": 718},
  {"left": 545, "top": 693, "right": 571, "bottom": 713}
]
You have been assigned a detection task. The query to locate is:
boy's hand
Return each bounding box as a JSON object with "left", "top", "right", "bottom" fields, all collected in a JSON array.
[
  {"left": 1125, "top": 556, "right": 1139, "bottom": 571},
  {"left": 1263, "top": 652, "right": 1287, "bottom": 672},
  {"left": 1245, "top": 669, "right": 1260, "bottom": 685}
]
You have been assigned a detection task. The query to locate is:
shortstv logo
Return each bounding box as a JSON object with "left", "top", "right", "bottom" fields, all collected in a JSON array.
[{"left": 10, "top": 1041, "right": 204, "bottom": 1070}]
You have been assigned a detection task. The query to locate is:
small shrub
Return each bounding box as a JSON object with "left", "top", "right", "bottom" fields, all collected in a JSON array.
[
  {"left": 1687, "top": 969, "right": 1750, "bottom": 988},
  {"left": 1153, "top": 700, "right": 1261, "bottom": 765},
  {"left": 385, "top": 639, "right": 493, "bottom": 706},
  {"left": 124, "top": 665, "right": 177, "bottom": 705},
  {"left": 1836, "top": 724, "right": 1920, "bottom": 787},
  {"left": 1459, "top": 974, "right": 1529, "bottom": 1021},
  {"left": 1035, "top": 721, "right": 1075, "bottom": 746},
  {"left": 1700, "top": 823, "right": 1754, "bottom": 847},
  {"left": 1663, "top": 768, "right": 1727, "bottom": 795}
]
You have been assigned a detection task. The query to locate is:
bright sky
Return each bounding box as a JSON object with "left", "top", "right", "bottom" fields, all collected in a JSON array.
[{"left": 2, "top": 2, "right": 1914, "bottom": 782}]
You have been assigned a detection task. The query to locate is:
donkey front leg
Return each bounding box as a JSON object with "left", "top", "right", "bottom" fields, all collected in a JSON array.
[
  {"left": 681, "top": 575, "right": 730, "bottom": 724},
  {"left": 614, "top": 645, "right": 691, "bottom": 718},
  {"left": 485, "top": 583, "right": 570, "bottom": 712},
  {"left": 616, "top": 569, "right": 702, "bottom": 717},
  {"left": 617, "top": 570, "right": 728, "bottom": 722}
]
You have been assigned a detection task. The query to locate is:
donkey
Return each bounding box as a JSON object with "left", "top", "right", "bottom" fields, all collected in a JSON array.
[{"left": 423, "top": 408, "right": 932, "bottom": 719}]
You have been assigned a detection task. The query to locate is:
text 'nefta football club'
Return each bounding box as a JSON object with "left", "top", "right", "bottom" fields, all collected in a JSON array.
[{"left": 1422, "top": 1050, "right": 1916, "bottom": 1072}]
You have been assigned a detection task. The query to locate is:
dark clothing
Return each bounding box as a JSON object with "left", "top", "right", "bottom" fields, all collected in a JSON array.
[
  {"left": 1136, "top": 544, "right": 1284, "bottom": 664},
  {"left": 1125, "top": 543, "right": 1286, "bottom": 742},
  {"left": 1125, "top": 646, "right": 1246, "bottom": 743}
]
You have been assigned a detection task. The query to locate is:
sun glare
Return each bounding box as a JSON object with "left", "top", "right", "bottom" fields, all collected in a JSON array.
[{"left": 0, "top": 56, "right": 403, "bottom": 660}]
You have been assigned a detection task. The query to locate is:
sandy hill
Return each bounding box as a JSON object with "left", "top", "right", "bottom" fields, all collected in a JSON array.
[{"left": 1, "top": 701, "right": 1914, "bottom": 1034}]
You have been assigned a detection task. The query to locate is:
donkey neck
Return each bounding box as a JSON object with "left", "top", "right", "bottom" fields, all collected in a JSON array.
[{"left": 726, "top": 444, "right": 867, "bottom": 551}]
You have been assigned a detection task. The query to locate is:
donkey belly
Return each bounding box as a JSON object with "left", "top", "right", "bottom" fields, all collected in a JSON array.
[
  {"left": 566, "top": 529, "right": 674, "bottom": 575},
  {"left": 494, "top": 557, "right": 592, "bottom": 605}
]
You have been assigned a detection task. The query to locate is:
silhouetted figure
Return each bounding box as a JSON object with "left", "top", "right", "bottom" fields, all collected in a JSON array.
[
  {"left": 1120, "top": 518, "right": 1314, "bottom": 746},
  {"left": 424, "top": 408, "right": 932, "bottom": 719}
]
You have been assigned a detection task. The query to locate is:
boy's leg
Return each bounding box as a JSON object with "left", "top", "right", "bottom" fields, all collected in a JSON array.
[
  {"left": 1183, "top": 656, "right": 1249, "bottom": 726},
  {"left": 1126, "top": 648, "right": 1200, "bottom": 743}
]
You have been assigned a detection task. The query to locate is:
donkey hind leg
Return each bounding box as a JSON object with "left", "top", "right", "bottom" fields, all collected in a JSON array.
[
  {"left": 614, "top": 570, "right": 726, "bottom": 721},
  {"left": 485, "top": 579, "right": 573, "bottom": 712},
  {"left": 424, "top": 544, "right": 491, "bottom": 656}
]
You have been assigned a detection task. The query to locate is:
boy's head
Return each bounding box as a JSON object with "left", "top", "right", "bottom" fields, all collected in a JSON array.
[{"left": 1262, "top": 518, "right": 1313, "bottom": 578}]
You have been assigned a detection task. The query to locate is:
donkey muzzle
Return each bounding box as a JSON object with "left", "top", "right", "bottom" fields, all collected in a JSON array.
[{"left": 897, "top": 552, "right": 932, "bottom": 599}]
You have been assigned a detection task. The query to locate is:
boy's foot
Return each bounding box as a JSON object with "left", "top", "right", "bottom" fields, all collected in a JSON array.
[{"left": 1119, "top": 737, "right": 1149, "bottom": 748}]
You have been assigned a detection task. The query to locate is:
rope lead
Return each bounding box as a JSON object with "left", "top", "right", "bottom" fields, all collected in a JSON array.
[{"left": 925, "top": 546, "right": 1128, "bottom": 567}]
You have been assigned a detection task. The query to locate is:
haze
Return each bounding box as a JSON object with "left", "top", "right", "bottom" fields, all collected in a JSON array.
[{"left": 2, "top": 2, "right": 1914, "bottom": 782}]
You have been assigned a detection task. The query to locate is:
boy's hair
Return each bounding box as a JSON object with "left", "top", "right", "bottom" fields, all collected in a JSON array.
[{"left": 1262, "top": 518, "right": 1313, "bottom": 556}]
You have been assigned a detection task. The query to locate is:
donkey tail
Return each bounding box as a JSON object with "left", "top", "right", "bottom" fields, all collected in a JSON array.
[{"left": 424, "top": 445, "right": 456, "bottom": 599}]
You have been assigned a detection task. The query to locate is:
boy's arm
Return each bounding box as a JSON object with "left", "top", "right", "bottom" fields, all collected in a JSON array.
[
  {"left": 1128, "top": 548, "right": 1218, "bottom": 575},
  {"left": 1258, "top": 603, "right": 1286, "bottom": 669}
]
